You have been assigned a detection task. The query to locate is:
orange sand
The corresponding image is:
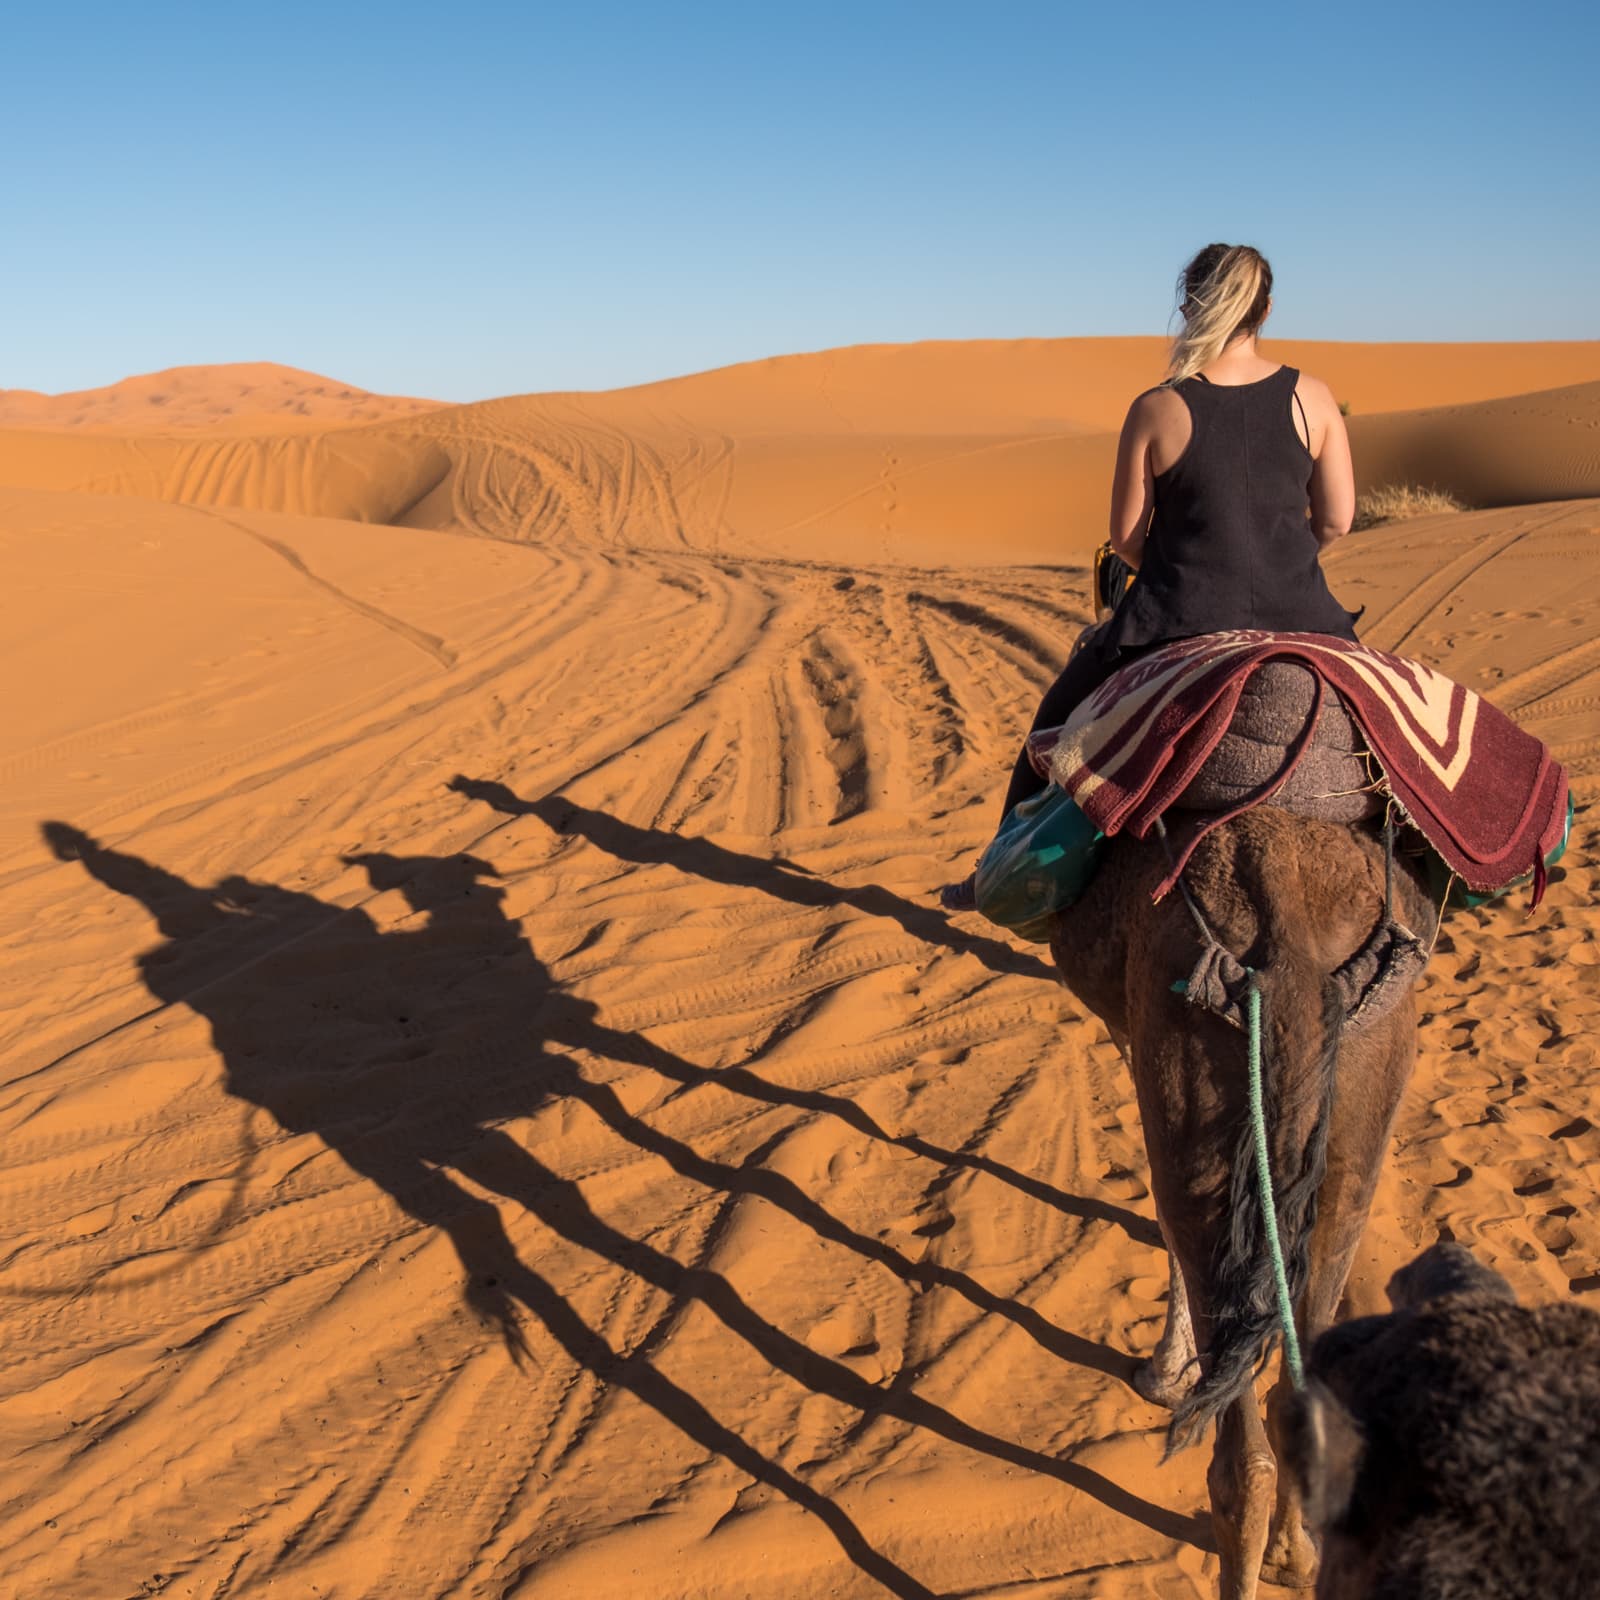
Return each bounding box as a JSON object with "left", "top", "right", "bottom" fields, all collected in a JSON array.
[
  {"left": 2, "top": 338, "right": 1597, "bottom": 1598},
  {"left": 0, "top": 361, "right": 444, "bottom": 434},
  {"left": 3, "top": 339, "right": 1597, "bottom": 567}
]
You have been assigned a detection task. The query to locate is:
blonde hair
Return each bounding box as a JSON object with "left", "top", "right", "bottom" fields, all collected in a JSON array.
[{"left": 1164, "top": 244, "right": 1273, "bottom": 384}]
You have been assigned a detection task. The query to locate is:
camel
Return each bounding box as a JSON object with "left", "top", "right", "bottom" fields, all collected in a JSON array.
[
  {"left": 1049, "top": 795, "right": 1440, "bottom": 1598},
  {"left": 1284, "top": 1241, "right": 1600, "bottom": 1599}
]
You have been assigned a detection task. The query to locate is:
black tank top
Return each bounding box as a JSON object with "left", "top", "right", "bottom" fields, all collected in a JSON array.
[{"left": 1104, "top": 364, "right": 1361, "bottom": 652}]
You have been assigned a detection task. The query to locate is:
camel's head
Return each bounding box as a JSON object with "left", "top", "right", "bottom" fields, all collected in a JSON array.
[{"left": 1285, "top": 1242, "right": 1600, "bottom": 1599}]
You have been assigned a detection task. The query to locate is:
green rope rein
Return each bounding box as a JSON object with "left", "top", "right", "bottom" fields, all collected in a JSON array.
[{"left": 1245, "top": 973, "right": 1306, "bottom": 1389}]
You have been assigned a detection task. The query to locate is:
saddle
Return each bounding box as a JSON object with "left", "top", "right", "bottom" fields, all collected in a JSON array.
[
  {"left": 973, "top": 657, "right": 1378, "bottom": 946},
  {"left": 976, "top": 632, "right": 1570, "bottom": 990},
  {"left": 1033, "top": 629, "right": 1568, "bottom": 907},
  {"left": 1166, "top": 659, "right": 1379, "bottom": 825}
]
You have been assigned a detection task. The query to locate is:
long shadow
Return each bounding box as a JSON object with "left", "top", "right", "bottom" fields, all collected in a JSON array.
[
  {"left": 41, "top": 823, "right": 1205, "bottom": 1590},
  {"left": 447, "top": 775, "right": 1056, "bottom": 984},
  {"left": 449, "top": 776, "right": 1158, "bottom": 1250}
]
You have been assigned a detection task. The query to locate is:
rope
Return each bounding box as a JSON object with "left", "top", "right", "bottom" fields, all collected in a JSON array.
[
  {"left": 1152, "top": 814, "right": 1223, "bottom": 946},
  {"left": 1245, "top": 973, "right": 1305, "bottom": 1388},
  {"left": 1383, "top": 802, "right": 1395, "bottom": 916}
]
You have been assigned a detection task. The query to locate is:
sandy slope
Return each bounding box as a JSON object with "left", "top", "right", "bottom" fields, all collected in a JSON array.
[
  {"left": 0, "top": 362, "right": 443, "bottom": 434},
  {"left": 2, "top": 340, "right": 1598, "bottom": 568},
  {"left": 12, "top": 340, "right": 1599, "bottom": 440},
  {"left": 1, "top": 343, "right": 1598, "bottom": 1600},
  {"left": 614, "top": 336, "right": 1600, "bottom": 434}
]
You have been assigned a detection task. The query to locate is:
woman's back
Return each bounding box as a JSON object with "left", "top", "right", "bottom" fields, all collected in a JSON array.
[
  {"left": 938, "top": 241, "right": 1359, "bottom": 910},
  {"left": 1106, "top": 362, "right": 1360, "bottom": 651}
]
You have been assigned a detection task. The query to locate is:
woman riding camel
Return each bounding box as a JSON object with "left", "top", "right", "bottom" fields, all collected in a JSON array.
[{"left": 942, "top": 241, "right": 1361, "bottom": 911}]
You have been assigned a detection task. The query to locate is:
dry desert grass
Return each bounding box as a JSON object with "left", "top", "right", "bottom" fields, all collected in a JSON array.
[{"left": 1351, "top": 482, "right": 1468, "bottom": 530}]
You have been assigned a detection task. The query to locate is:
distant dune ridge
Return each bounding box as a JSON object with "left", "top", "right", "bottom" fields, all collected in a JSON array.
[
  {"left": 2, "top": 336, "right": 1599, "bottom": 1599},
  {"left": 14, "top": 339, "right": 1600, "bottom": 439},
  {"left": 1, "top": 337, "right": 1598, "bottom": 566},
  {"left": 0, "top": 361, "right": 444, "bottom": 434}
]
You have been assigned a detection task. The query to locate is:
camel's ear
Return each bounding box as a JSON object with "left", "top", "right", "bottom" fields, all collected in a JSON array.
[{"left": 1282, "top": 1380, "right": 1364, "bottom": 1531}]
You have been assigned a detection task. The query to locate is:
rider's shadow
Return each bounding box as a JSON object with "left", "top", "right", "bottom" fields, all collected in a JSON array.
[
  {"left": 42, "top": 824, "right": 591, "bottom": 1340},
  {"left": 42, "top": 821, "right": 1199, "bottom": 1591},
  {"left": 444, "top": 775, "right": 1057, "bottom": 984},
  {"left": 447, "top": 775, "right": 1158, "bottom": 1245}
]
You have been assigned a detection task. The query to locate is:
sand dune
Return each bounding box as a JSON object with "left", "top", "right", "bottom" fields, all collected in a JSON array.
[
  {"left": 0, "top": 362, "right": 443, "bottom": 434},
  {"left": 2, "top": 339, "right": 1598, "bottom": 1598},
  {"left": 619, "top": 335, "right": 1600, "bottom": 435},
  {"left": 0, "top": 423, "right": 456, "bottom": 527},
  {"left": 12, "top": 339, "right": 1597, "bottom": 442},
  {"left": 1346, "top": 378, "right": 1600, "bottom": 507},
  {"left": 2, "top": 340, "right": 1598, "bottom": 568}
]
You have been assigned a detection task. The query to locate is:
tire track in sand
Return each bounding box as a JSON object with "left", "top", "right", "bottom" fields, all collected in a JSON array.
[{"left": 10, "top": 415, "right": 1598, "bottom": 1599}]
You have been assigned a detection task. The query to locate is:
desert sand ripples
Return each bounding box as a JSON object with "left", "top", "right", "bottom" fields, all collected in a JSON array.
[{"left": 2, "top": 346, "right": 1598, "bottom": 1597}]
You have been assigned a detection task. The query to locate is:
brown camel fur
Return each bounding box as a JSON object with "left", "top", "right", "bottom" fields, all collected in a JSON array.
[
  {"left": 1050, "top": 805, "right": 1439, "bottom": 1599},
  {"left": 1284, "top": 1241, "right": 1600, "bottom": 1599}
]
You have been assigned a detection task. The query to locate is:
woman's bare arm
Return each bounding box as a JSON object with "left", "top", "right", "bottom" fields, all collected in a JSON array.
[
  {"left": 1306, "top": 376, "right": 1356, "bottom": 546},
  {"left": 1108, "top": 392, "right": 1158, "bottom": 567}
]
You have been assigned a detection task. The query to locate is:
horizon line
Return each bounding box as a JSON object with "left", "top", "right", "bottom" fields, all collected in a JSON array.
[{"left": 9, "top": 330, "right": 1600, "bottom": 407}]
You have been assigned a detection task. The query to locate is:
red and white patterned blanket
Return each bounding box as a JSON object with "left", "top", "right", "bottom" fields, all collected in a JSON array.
[{"left": 1026, "top": 630, "right": 1569, "bottom": 904}]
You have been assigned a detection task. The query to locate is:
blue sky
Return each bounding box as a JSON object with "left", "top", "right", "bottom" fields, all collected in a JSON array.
[{"left": 3, "top": 1, "right": 1594, "bottom": 401}]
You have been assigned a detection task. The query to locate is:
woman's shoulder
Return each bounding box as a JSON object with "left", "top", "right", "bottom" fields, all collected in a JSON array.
[
  {"left": 1118, "top": 385, "right": 1189, "bottom": 449},
  {"left": 1292, "top": 368, "right": 1339, "bottom": 410},
  {"left": 1128, "top": 381, "right": 1187, "bottom": 414}
]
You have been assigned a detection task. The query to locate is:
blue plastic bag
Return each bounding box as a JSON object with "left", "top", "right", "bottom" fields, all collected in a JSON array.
[{"left": 973, "top": 784, "right": 1106, "bottom": 944}]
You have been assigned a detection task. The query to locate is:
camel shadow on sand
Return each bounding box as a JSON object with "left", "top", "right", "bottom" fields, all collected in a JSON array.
[
  {"left": 446, "top": 774, "right": 1059, "bottom": 984},
  {"left": 448, "top": 774, "right": 1158, "bottom": 1245},
  {"left": 42, "top": 812, "right": 1201, "bottom": 1597}
]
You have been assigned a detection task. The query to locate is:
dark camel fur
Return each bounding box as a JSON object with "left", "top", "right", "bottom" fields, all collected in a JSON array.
[
  {"left": 1284, "top": 1241, "right": 1600, "bottom": 1599},
  {"left": 1050, "top": 806, "right": 1439, "bottom": 1598}
]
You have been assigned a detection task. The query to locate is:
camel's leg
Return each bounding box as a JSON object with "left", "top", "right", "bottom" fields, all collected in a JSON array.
[
  {"left": 1259, "top": 1370, "right": 1321, "bottom": 1587},
  {"left": 1261, "top": 1007, "right": 1418, "bottom": 1590},
  {"left": 1135, "top": 1242, "right": 1198, "bottom": 1408},
  {"left": 1259, "top": 1232, "right": 1363, "bottom": 1587},
  {"left": 1210, "top": 1389, "right": 1276, "bottom": 1600},
  {"left": 1109, "top": 1029, "right": 1199, "bottom": 1407}
]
